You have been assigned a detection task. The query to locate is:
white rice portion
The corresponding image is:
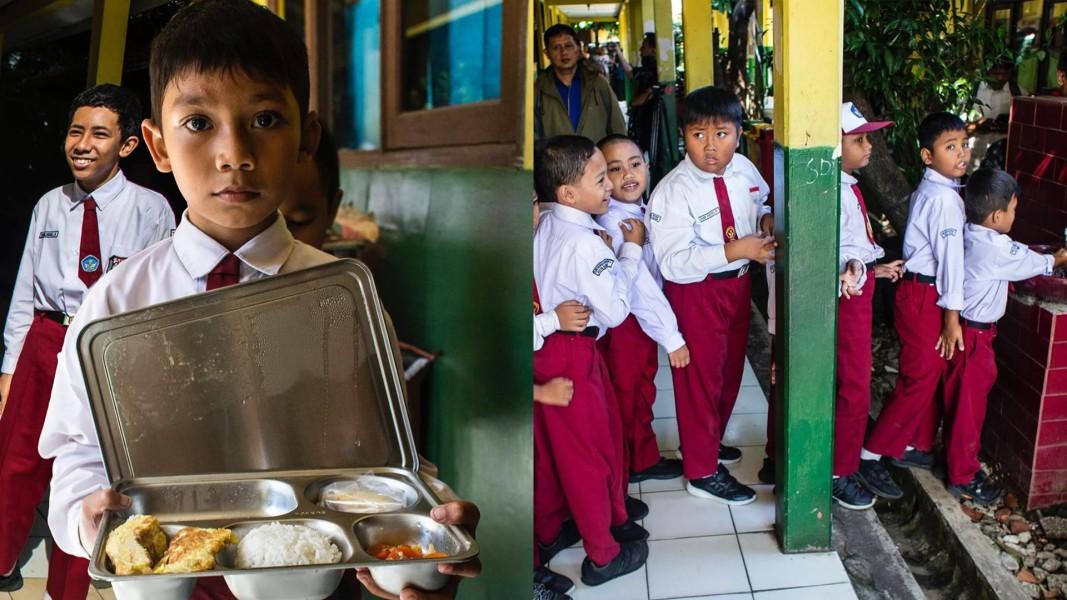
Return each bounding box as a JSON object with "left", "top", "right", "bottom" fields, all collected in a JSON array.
[{"left": 235, "top": 522, "right": 342, "bottom": 568}]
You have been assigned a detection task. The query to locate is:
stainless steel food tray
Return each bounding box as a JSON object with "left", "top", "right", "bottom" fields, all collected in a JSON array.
[{"left": 75, "top": 260, "right": 476, "bottom": 598}]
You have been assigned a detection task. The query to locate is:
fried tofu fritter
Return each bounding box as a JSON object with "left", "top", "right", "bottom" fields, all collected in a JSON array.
[
  {"left": 104, "top": 515, "right": 167, "bottom": 575},
  {"left": 154, "top": 527, "right": 238, "bottom": 574}
]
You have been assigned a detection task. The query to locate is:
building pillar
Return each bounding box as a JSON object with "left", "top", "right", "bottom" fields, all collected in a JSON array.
[
  {"left": 681, "top": 0, "right": 713, "bottom": 90},
  {"left": 651, "top": 0, "right": 674, "bottom": 83},
  {"left": 86, "top": 0, "right": 130, "bottom": 86},
  {"left": 771, "top": 0, "right": 842, "bottom": 553}
]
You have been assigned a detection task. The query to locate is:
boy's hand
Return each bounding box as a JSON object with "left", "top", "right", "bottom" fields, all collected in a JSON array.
[
  {"left": 554, "top": 300, "right": 591, "bottom": 332},
  {"left": 759, "top": 213, "right": 774, "bottom": 238},
  {"left": 726, "top": 234, "right": 776, "bottom": 264},
  {"left": 535, "top": 378, "right": 574, "bottom": 406},
  {"left": 668, "top": 345, "right": 690, "bottom": 368},
  {"left": 80, "top": 489, "right": 132, "bottom": 553},
  {"left": 356, "top": 501, "right": 481, "bottom": 600},
  {"left": 1054, "top": 248, "right": 1067, "bottom": 269},
  {"left": 619, "top": 218, "right": 646, "bottom": 247},
  {"left": 874, "top": 260, "right": 904, "bottom": 282},
  {"left": 0, "top": 373, "right": 11, "bottom": 417},
  {"left": 839, "top": 259, "right": 863, "bottom": 299},
  {"left": 597, "top": 230, "right": 613, "bottom": 250},
  {"left": 936, "top": 310, "right": 964, "bottom": 360}
]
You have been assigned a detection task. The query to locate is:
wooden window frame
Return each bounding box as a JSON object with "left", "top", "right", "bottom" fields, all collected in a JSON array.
[{"left": 306, "top": 0, "right": 527, "bottom": 169}]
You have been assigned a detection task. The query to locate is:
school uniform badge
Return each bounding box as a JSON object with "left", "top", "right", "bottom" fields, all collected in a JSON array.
[
  {"left": 39, "top": 231, "right": 59, "bottom": 239},
  {"left": 107, "top": 255, "right": 128, "bottom": 271},
  {"left": 726, "top": 226, "right": 737, "bottom": 241},
  {"left": 81, "top": 255, "right": 100, "bottom": 273},
  {"left": 939, "top": 228, "right": 957, "bottom": 239},
  {"left": 592, "top": 258, "right": 614, "bottom": 275}
]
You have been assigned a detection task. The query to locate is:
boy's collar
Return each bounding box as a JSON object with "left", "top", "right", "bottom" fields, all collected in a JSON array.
[
  {"left": 72, "top": 169, "right": 127, "bottom": 210},
  {"left": 608, "top": 198, "right": 643, "bottom": 214},
  {"left": 922, "top": 167, "right": 964, "bottom": 189},
  {"left": 173, "top": 210, "right": 295, "bottom": 279},
  {"left": 841, "top": 171, "right": 858, "bottom": 185},
  {"left": 551, "top": 203, "right": 607, "bottom": 231},
  {"left": 683, "top": 153, "right": 734, "bottom": 181}
]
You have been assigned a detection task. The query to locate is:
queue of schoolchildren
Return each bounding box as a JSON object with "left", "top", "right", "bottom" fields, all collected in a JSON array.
[
  {"left": 532, "top": 79, "right": 1060, "bottom": 598},
  {"left": 0, "top": 2, "right": 482, "bottom": 599}
]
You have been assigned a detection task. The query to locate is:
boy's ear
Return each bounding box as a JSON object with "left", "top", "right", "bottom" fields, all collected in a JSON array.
[
  {"left": 118, "top": 136, "right": 139, "bottom": 158},
  {"left": 557, "top": 184, "right": 576, "bottom": 206},
  {"left": 920, "top": 147, "right": 933, "bottom": 165},
  {"left": 141, "top": 119, "right": 172, "bottom": 173},
  {"left": 298, "top": 111, "right": 322, "bottom": 163}
]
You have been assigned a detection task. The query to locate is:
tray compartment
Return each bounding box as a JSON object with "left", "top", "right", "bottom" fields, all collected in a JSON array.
[
  {"left": 354, "top": 514, "right": 472, "bottom": 595},
  {"left": 117, "top": 479, "right": 298, "bottom": 521},
  {"left": 306, "top": 474, "right": 419, "bottom": 514}
]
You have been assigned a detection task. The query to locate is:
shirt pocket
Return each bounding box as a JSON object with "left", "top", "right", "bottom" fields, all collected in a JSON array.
[{"left": 103, "top": 245, "right": 139, "bottom": 273}]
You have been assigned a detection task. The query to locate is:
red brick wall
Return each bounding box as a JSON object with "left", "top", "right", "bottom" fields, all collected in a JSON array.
[{"left": 992, "top": 95, "right": 1067, "bottom": 508}]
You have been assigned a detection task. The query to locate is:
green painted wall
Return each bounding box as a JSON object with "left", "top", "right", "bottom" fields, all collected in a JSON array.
[
  {"left": 773, "top": 144, "right": 838, "bottom": 552},
  {"left": 341, "top": 166, "right": 531, "bottom": 597}
]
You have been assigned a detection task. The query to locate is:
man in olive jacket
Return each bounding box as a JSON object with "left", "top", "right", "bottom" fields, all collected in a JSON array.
[{"left": 535, "top": 23, "right": 627, "bottom": 143}]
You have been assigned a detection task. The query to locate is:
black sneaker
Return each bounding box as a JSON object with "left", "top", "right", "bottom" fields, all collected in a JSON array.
[
  {"left": 629, "top": 457, "right": 683, "bottom": 482},
  {"left": 832, "top": 475, "right": 876, "bottom": 510},
  {"left": 757, "top": 458, "right": 776, "bottom": 484},
  {"left": 0, "top": 568, "right": 22, "bottom": 592},
  {"left": 890, "top": 449, "right": 935, "bottom": 471},
  {"left": 610, "top": 519, "right": 649, "bottom": 543},
  {"left": 625, "top": 495, "right": 649, "bottom": 520},
  {"left": 534, "top": 566, "right": 575, "bottom": 595},
  {"left": 719, "top": 443, "right": 742, "bottom": 465},
  {"left": 686, "top": 464, "right": 756, "bottom": 505},
  {"left": 580, "top": 540, "right": 649, "bottom": 586},
  {"left": 854, "top": 459, "right": 904, "bottom": 500},
  {"left": 947, "top": 475, "right": 1004, "bottom": 506},
  {"left": 538, "top": 519, "right": 581, "bottom": 566},
  {"left": 533, "top": 581, "right": 572, "bottom": 600}
]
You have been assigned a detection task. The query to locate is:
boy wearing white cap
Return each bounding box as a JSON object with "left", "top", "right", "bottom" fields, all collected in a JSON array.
[{"left": 833, "top": 103, "right": 904, "bottom": 508}]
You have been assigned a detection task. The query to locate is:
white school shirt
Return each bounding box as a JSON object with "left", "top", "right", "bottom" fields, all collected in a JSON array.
[
  {"left": 534, "top": 306, "right": 560, "bottom": 351},
  {"left": 534, "top": 203, "right": 642, "bottom": 340},
  {"left": 40, "top": 213, "right": 340, "bottom": 558},
  {"left": 962, "top": 223, "right": 1052, "bottom": 323},
  {"left": 2, "top": 171, "right": 174, "bottom": 373},
  {"left": 840, "top": 172, "right": 886, "bottom": 288},
  {"left": 646, "top": 153, "right": 771, "bottom": 284},
  {"left": 901, "top": 168, "right": 966, "bottom": 311},
  {"left": 974, "top": 81, "right": 1027, "bottom": 121},
  {"left": 597, "top": 199, "right": 685, "bottom": 352}
]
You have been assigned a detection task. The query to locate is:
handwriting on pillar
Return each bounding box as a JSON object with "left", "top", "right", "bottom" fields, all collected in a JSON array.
[{"left": 804, "top": 157, "right": 836, "bottom": 185}]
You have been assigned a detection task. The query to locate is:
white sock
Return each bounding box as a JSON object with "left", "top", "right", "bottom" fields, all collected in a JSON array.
[
  {"left": 860, "top": 449, "right": 881, "bottom": 461},
  {"left": 906, "top": 445, "right": 915, "bottom": 452},
  {"left": 832, "top": 475, "right": 840, "bottom": 479}
]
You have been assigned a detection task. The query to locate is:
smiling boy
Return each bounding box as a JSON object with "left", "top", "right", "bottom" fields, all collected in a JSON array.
[
  {"left": 646, "top": 86, "right": 775, "bottom": 506},
  {"left": 37, "top": 2, "right": 477, "bottom": 598},
  {"left": 0, "top": 84, "right": 173, "bottom": 597}
]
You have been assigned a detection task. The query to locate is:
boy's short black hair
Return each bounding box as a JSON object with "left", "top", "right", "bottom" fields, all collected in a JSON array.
[
  {"left": 597, "top": 133, "right": 637, "bottom": 152},
  {"left": 918, "top": 112, "right": 966, "bottom": 152},
  {"left": 965, "top": 168, "right": 1019, "bottom": 224},
  {"left": 148, "top": 0, "right": 309, "bottom": 125},
  {"left": 69, "top": 84, "right": 141, "bottom": 141},
  {"left": 535, "top": 135, "right": 597, "bottom": 203},
  {"left": 543, "top": 24, "right": 579, "bottom": 47},
  {"left": 313, "top": 121, "right": 339, "bottom": 200},
  {"left": 679, "top": 86, "right": 743, "bottom": 131}
]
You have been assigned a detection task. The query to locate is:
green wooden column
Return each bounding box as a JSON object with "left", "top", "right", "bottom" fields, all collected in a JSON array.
[{"left": 771, "top": 0, "right": 842, "bottom": 552}]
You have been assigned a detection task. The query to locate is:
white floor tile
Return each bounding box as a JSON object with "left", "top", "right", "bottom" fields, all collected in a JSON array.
[
  {"left": 651, "top": 388, "right": 677, "bottom": 419},
  {"left": 642, "top": 490, "right": 734, "bottom": 540},
  {"left": 651, "top": 418, "right": 679, "bottom": 453},
  {"left": 629, "top": 482, "right": 641, "bottom": 495},
  {"left": 752, "top": 583, "right": 858, "bottom": 599},
  {"left": 654, "top": 368, "right": 674, "bottom": 390},
  {"left": 549, "top": 546, "right": 649, "bottom": 600},
  {"left": 742, "top": 362, "right": 759, "bottom": 387},
  {"left": 738, "top": 532, "right": 850, "bottom": 591},
  {"left": 678, "top": 595, "right": 754, "bottom": 600},
  {"left": 723, "top": 413, "right": 768, "bottom": 447},
  {"left": 732, "top": 385, "right": 769, "bottom": 414},
  {"left": 658, "top": 348, "right": 669, "bottom": 367},
  {"left": 646, "top": 536, "right": 750, "bottom": 599},
  {"left": 730, "top": 485, "right": 776, "bottom": 533},
  {"left": 18, "top": 537, "right": 49, "bottom": 579},
  {"left": 724, "top": 445, "right": 767, "bottom": 486}
]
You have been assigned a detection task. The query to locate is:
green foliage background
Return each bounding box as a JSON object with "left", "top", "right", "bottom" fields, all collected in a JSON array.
[{"left": 844, "top": 0, "right": 1007, "bottom": 184}]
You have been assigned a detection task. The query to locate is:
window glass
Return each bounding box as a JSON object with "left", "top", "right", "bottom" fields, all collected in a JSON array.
[
  {"left": 334, "top": 0, "right": 381, "bottom": 150},
  {"left": 399, "top": 0, "right": 502, "bottom": 111}
]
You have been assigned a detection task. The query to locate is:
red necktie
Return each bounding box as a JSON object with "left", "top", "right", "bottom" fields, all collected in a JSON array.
[
  {"left": 78, "top": 196, "right": 102, "bottom": 288},
  {"left": 851, "top": 184, "right": 876, "bottom": 246},
  {"left": 713, "top": 177, "right": 738, "bottom": 242},
  {"left": 206, "top": 253, "right": 241, "bottom": 291}
]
